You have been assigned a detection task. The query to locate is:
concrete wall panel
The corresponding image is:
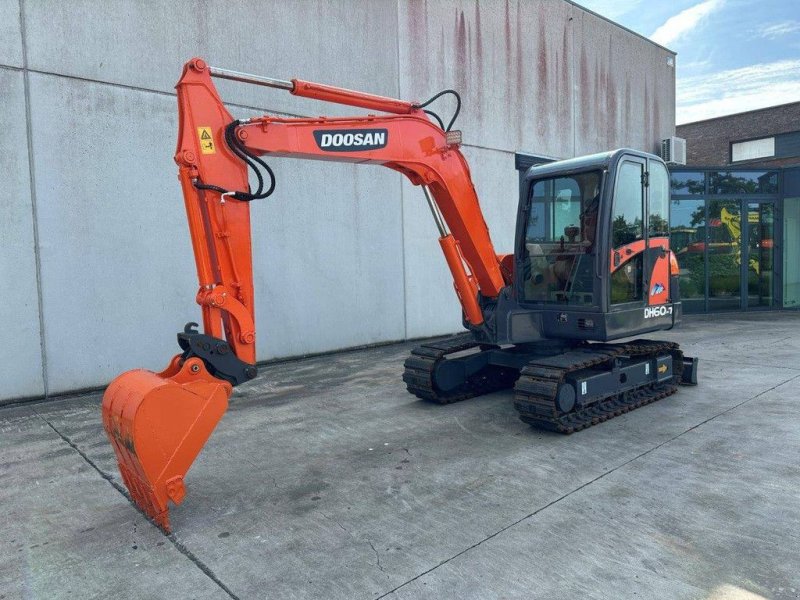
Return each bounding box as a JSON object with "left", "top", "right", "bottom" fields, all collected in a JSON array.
[
  {"left": 23, "top": 0, "right": 399, "bottom": 119},
  {"left": 28, "top": 74, "right": 197, "bottom": 393},
  {"left": 0, "top": 69, "right": 44, "bottom": 400},
  {"left": 403, "top": 146, "right": 517, "bottom": 339},
  {"left": 398, "top": 0, "right": 675, "bottom": 158},
  {"left": 27, "top": 74, "right": 406, "bottom": 394},
  {"left": 573, "top": 10, "right": 676, "bottom": 156},
  {"left": 398, "top": 0, "right": 576, "bottom": 157},
  {"left": 401, "top": 176, "right": 461, "bottom": 340},
  {"left": 251, "top": 159, "right": 406, "bottom": 360},
  {"left": 0, "top": 0, "right": 23, "bottom": 67}
]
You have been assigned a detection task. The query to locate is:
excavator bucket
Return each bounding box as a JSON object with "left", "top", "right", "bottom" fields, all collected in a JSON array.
[{"left": 101, "top": 356, "right": 232, "bottom": 531}]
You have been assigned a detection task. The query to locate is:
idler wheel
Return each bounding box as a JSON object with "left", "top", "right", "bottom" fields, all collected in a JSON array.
[{"left": 555, "top": 383, "right": 576, "bottom": 413}]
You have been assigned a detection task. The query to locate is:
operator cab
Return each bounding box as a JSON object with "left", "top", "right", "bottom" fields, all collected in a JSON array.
[{"left": 489, "top": 149, "right": 679, "bottom": 345}]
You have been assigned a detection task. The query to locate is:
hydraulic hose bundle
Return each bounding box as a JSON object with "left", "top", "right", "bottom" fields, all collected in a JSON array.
[
  {"left": 193, "top": 119, "right": 276, "bottom": 201},
  {"left": 193, "top": 89, "right": 461, "bottom": 203}
]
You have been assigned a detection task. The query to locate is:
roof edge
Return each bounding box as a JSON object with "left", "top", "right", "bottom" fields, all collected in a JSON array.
[
  {"left": 563, "top": 1, "right": 676, "bottom": 55},
  {"left": 677, "top": 100, "right": 800, "bottom": 127}
]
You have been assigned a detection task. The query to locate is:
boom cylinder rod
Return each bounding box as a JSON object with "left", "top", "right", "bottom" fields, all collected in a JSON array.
[
  {"left": 208, "top": 64, "right": 415, "bottom": 114},
  {"left": 423, "top": 186, "right": 449, "bottom": 237},
  {"left": 209, "top": 66, "right": 293, "bottom": 90}
]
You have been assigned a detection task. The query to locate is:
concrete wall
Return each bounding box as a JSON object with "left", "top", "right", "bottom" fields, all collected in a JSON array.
[{"left": 0, "top": 0, "right": 675, "bottom": 402}]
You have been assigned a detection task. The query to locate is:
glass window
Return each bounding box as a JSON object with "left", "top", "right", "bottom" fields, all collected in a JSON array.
[
  {"left": 670, "top": 171, "right": 704, "bottom": 195},
  {"left": 747, "top": 202, "right": 774, "bottom": 308},
  {"left": 707, "top": 200, "right": 742, "bottom": 311},
  {"left": 709, "top": 171, "right": 778, "bottom": 194},
  {"left": 611, "top": 254, "right": 643, "bottom": 304},
  {"left": 784, "top": 198, "right": 800, "bottom": 308},
  {"left": 612, "top": 161, "right": 644, "bottom": 247},
  {"left": 731, "top": 138, "right": 775, "bottom": 162},
  {"left": 649, "top": 162, "right": 669, "bottom": 237},
  {"left": 522, "top": 171, "right": 601, "bottom": 305},
  {"left": 671, "top": 198, "right": 706, "bottom": 310}
]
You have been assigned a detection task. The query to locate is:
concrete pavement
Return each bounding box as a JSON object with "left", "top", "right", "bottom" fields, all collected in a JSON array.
[{"left": 2, "top": 312, "right": 800, "bottom": 599}]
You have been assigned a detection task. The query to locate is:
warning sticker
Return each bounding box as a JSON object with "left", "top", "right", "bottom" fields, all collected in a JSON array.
[{"left": 197, "top": 126, "right": 216, "bottom": 154}]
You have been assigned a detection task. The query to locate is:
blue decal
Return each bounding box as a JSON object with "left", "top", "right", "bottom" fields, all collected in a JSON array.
[{"left": 651, "top": 282, "right": 665, "bottom": 296}]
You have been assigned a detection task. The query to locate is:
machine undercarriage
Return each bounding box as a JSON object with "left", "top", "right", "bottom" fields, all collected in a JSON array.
[{"left": 403, "top": 334, "right": 698, "bottom": 433}]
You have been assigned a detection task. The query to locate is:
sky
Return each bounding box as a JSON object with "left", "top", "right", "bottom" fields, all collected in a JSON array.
[{"left": 574, "top": 0, "right": 800, "bottom": 124}]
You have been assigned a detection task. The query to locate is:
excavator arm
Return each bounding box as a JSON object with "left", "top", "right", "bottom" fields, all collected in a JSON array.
[{"left": 103, "top": 58, "right": 508, "bottom": 530}]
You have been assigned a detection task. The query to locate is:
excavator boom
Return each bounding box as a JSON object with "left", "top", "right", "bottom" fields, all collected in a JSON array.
[{"left": 103, "top": 58, "right": 509, "bottom": 530}]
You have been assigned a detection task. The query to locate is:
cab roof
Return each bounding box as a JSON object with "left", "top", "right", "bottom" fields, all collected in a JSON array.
[{"left": 524, "top": 148, "right": 662, "bottom": 181}]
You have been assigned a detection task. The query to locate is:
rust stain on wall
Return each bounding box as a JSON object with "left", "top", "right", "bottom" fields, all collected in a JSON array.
[
  {"left": 515, "top": 0, "right": 525, "bottom": 101},
  {"left": 643, "top": 79, "right": 651, "bottom": 152},
  {"left": 504, "top": 0, "right": 513, "bottom": 117},
  {"left": 474, "top": 0, "right": 484, "bottom": 121},
  {"left": 536, "top": 5, "right": 549, "bottom": 139},
  {"left": 455, "top": 8, "right": 467, "bottom": 92},
  {"left": 605, "top": 35, "right": 617, "bottom": 147},
  {"left": 579, "top": 45, "right": 590, "bottom": 143},
  {"left": 626, "top": 77, "right": 633, "bottom": 138},
  {"left": 438, "top": 24, "right": 446, "bottom": 86},
  {"left": 560, "top": 23, "right": 570, "bottom": 134},
  {"left": 653, "top": 72, "right": 661, "bottom": 154},
  {"left": 405, "top": 0, "right": 429, "bottom": 90}
]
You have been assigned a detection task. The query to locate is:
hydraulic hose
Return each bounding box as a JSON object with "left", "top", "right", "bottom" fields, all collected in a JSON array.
[{"left": 193, "top": 120, "right": 276, "bottom": 201}]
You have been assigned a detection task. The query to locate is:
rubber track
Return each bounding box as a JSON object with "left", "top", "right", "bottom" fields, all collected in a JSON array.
[
  {"left": 402, "top": 334, "right": 519, "bottom": 404},
  {"left": 513, "top": 339, "right": 685, "bottom": 434}
]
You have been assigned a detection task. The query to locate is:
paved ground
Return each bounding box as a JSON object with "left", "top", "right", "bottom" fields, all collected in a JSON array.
[{"left": 2, "top": 312, "right": 800, "bottom": 600}]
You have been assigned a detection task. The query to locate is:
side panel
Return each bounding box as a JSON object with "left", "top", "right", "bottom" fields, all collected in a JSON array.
[
  {"left": 0, "top": 0, "right": 23, "bottom": 67},
  {"left": 609, "top": 237, "right": 670, "bottom": 305},
  {"left": 645, "top": 239, "right": 671, "bottom": 305},
  {"left": 501, "top": 303, "right": 680, "bottom": 344},
  {"left": 0, "top": 70, "right": 45, "bottom": 401},
  {"left": 606, "top": 302, "right": 680, "bottom": 338}
]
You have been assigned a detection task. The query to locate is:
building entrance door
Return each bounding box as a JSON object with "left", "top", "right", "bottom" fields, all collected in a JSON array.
[
  {"left": 707, "top": 200, "right": 742, "bottom": 311},
  {"left": 745, "top": 201, "right": 775, "bottom": 308}
]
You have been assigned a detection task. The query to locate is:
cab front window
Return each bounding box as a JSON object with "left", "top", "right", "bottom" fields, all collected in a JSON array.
[{"left": 522, "top": 171, "right": 601, "bottom": 306}]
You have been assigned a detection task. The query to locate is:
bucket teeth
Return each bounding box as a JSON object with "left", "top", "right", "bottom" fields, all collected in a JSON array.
[
  {"left": 101, "top": 358, "right": 231, "bottom": 532},
  {"left": 118, "top": 461, "right": 171, "bottom": 530}
]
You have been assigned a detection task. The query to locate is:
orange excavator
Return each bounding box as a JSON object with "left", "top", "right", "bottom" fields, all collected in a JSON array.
[{"left": 102, "top": 58, "right": 698, "bottom": 531}]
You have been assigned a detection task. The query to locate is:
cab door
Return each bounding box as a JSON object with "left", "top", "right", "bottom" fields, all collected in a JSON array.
[
  {"left": 645, "top": 159, "right": 672, "bottom": 308},
  {"left": 609, "top": 157, "right": 647, "bottom": 309}
]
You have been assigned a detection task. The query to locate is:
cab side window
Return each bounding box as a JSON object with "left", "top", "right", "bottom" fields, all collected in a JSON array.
[
  {"left": 648, "top": 162, "right": 670, "bottom": 237},
  {"left": 611, "top": 161, "right": 645, "bottom": 304},
  {"left": 612, "top": 162, "right": 644, "bottom": 247}
]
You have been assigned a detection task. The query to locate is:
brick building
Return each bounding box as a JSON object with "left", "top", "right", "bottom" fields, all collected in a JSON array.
[
  {"left": 677, "top": 101, "right": 800, "bottom": 168},
  {"left": 669, "top": 102, "right": 800, "bottom": 314}
]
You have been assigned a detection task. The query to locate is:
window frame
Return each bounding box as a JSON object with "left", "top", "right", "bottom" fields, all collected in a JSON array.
[
  {"left": 730, "top": 136, "right": 776, "bottom": 163},
  {"left": 609, "top": 157, "right": 647, "bottom": 307},
  {"left": 518, "top": 169, "right": 604, "bottom": 309}
]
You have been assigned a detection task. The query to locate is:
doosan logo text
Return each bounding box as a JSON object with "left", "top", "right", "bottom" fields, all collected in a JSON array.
[{"left": 313, "top": 129, "right": 388, "bottom": 152}]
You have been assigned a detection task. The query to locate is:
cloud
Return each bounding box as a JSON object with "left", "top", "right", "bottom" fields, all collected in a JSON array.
[
  {"left": 677, "top": 59, "right": 800, "bottom": 123},
  {"left": 757, "top": 20, "right": 800, "bottom": 39},
  {"left": 650, "top": 0, "right": 722, "bottom": 47}
]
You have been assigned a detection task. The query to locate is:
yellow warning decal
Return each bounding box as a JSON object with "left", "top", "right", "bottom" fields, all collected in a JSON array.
[
  {"left": 658, "top": 364, "right": 668, "bottom": 374},
  {"left": 197, "top": 126, "right": 216, "bottom": 154}
]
